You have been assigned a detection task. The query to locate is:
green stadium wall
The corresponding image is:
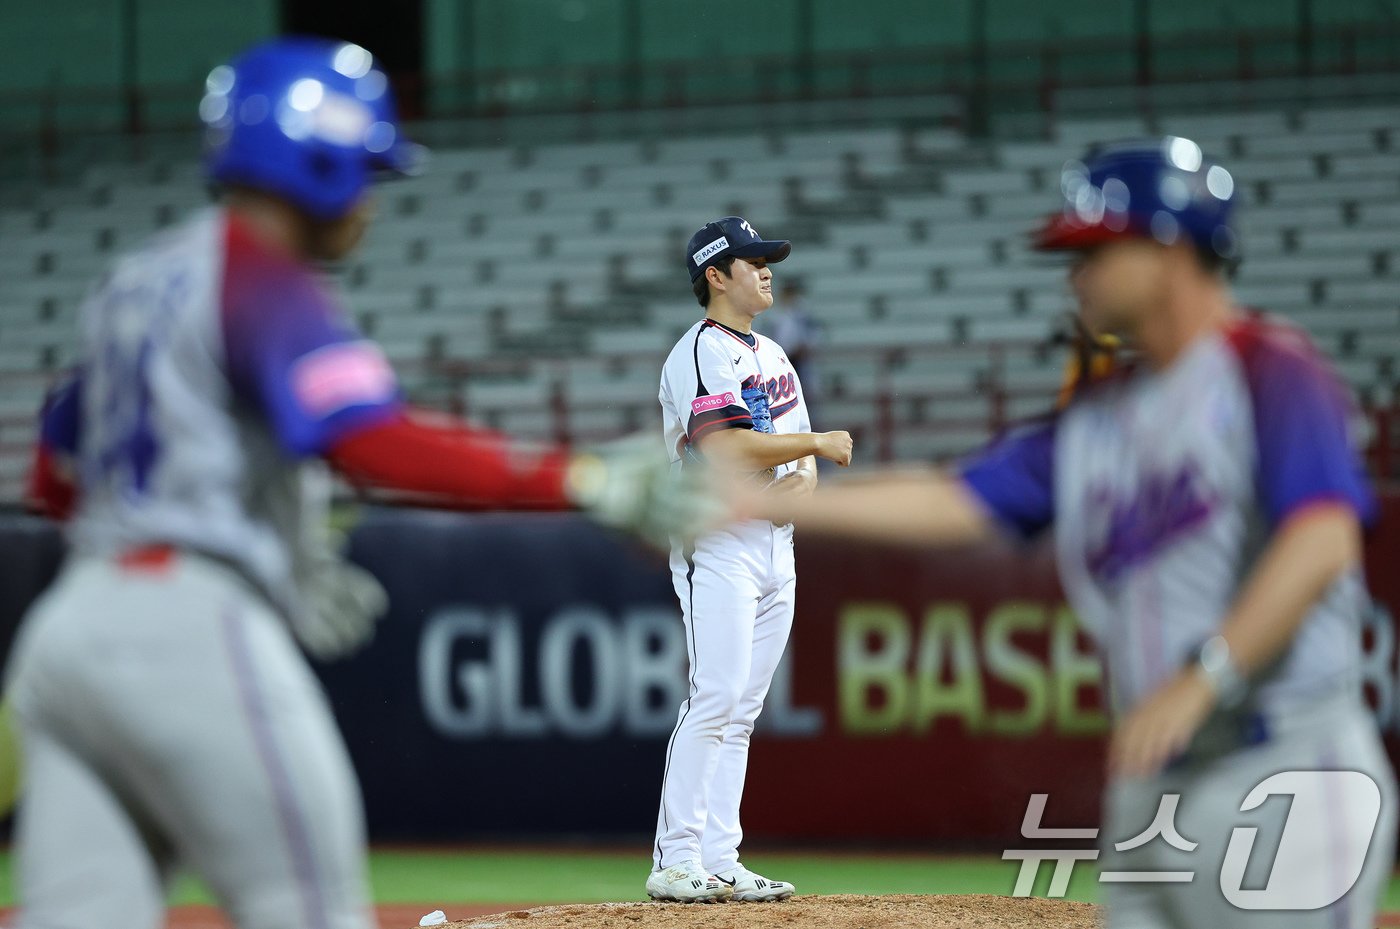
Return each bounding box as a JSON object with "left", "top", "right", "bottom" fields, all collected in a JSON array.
[
  {"left": 423, "top": 0, "right": 1400, "bottom": 115},
  {"left": 0, "top": 0, "right": 277, "bottom": 131}
]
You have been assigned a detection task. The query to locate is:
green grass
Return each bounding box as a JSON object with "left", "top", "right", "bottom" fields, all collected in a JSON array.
[
  {"left": 157, "top": 850, "right": 1124, "bottom": 906},
  {"left": 0, "top": 848, "right": 1392, "bottom": 909}
]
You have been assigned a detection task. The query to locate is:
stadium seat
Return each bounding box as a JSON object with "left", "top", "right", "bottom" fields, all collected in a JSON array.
[{"left": 2, "top": 97, "right": 1400, "bottom": 498}]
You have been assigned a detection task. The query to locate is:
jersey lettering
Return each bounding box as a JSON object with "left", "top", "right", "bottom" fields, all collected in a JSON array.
[{"left": 1084, "top": 460, "right": 1219, "bottom": 583}]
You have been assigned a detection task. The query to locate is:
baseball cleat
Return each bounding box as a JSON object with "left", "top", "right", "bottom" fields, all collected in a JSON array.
[
  {"left": 646, "top": 860, "right": 733, "bottom": 903},
  {"left": 712, "top": 864, "right": 795, "bottom": 902}
]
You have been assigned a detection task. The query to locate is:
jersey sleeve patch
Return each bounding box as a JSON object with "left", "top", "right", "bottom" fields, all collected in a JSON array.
[
  {"left": 684, "top": 330, "right": 752, "bottom": 442},
  {"left": 957, "top": 419, "right": 1057, "bottom": 540},
  {"left": 1227, "top": 317, "right": 1376, "bottom": 527},
  {"left": 221, "top": 215, "right": 402, "bottom": 457},
  {"left": 291, "top": 341, "right": 397, "bottom": 419},
  {"left": 692, "top": 391, "right": 739, "bottom": 416}
]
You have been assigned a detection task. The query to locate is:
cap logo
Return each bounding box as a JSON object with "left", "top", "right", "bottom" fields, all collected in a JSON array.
[
  {"left": 692, "top": 236, "right": 729, "bottom": 266},
  {"left": 740, "top": 220, "right": 758, "bottom": 238}
]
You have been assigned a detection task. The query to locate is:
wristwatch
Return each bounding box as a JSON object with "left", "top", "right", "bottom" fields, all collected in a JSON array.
[{"left": 1191, "top": 635, "right": 1248, "bottom": 708}]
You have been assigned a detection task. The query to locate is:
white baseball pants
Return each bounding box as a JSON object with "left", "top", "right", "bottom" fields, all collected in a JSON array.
[
  {"left": 6, "top": 552, "right": 374, "bottom": 929},
  {"left": 1101, "top": 693, "right": 1397, "bottom": 929},
  {"left": 653, "top": 520, "right": 796, "bottom": 873}
]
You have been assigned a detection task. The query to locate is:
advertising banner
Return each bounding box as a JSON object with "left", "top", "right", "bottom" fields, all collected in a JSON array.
[{"left": 2, "top": 497, "right": 1400, "bottom": 843}]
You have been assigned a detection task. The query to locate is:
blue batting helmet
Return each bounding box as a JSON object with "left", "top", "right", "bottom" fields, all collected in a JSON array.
[
  {"left": 1034, "top": 137, "right": 1239, "bottom": 264},
  {"left": 201, "top": 37, "right": 423, "bottom": 220}
]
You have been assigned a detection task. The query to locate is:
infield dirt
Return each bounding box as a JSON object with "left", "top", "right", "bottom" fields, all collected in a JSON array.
[{"left": 441, "top": 894, "right": 1098, "bottom": 928}]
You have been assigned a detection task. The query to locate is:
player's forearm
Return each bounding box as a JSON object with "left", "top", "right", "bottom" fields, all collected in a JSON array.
[
  {"left": 700, "top": 429, "right": 823, "bottom": 470},
  {"left": 1212, "top": 503, "right": 1362, "bottom": 678},
  {"left": 774, "top": 468, "right": 992, "bottom": 546},
  {"left": 326, "top": 410, "right": 571, "bottom": 510}
]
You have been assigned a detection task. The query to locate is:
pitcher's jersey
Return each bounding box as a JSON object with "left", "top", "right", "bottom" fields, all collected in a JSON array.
[
  {"left": 55, "top": 209, "right": 402, "bottom": 620},
  {"left": 959, "top": 314, "right": 1375, "bottom": 715},
  {"left": 659, "top": 318, "right": 811, "bottom": 475}
]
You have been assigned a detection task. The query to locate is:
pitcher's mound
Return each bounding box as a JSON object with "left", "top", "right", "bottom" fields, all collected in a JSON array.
[{"left": 450, "top": 894, "right": 1097, "bottom": 929}]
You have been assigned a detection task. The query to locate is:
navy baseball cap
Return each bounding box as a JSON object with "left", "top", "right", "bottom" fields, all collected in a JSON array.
[{"left": 686, "top": 216, "right": 791, "bottom": 282}]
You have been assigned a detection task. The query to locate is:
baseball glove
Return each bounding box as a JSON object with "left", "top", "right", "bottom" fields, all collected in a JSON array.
[
  {"left": 296, "top": 541, "right": 389, "bottom": 660},
  {"left": 566, "top": 433, "right": 720, "bottom": 549},
  {"left": 289, "top": 466, "right": 389, "bottom": 660}
]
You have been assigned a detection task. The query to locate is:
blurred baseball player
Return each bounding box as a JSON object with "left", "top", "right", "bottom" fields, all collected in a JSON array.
[
  {"left": 758, "top": 139, "right": 1396, "bottom": 928},
  {"left": 646, "top": 217, "right": 853, "bottom": 903},
  {"left": 13, "top": 37, "right": 680, "bottom": 929}
]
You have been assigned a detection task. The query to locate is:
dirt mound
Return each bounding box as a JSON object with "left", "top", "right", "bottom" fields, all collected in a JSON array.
[{"left": 447, "top": 894, "right": 1097, "bottom": 929}]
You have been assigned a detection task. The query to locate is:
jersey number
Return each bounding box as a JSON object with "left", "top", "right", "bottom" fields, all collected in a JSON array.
[{"left": 86, "top": 273, "right": 185, "bottom": 498}]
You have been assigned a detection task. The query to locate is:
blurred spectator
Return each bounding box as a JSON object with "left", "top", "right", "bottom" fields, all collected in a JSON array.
[{"left": 765, "top": 279, "right": 822, "bottom": 408}]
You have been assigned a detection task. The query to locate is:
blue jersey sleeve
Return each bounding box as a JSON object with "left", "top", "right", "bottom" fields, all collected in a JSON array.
[
  {"left": 957, "top": 419, "right": 1057, "bottom": 540},
  {"left": 1230, "top": 321, "right": 1376, "bottom": 528},
  {"left": 220, "top": 219, "right": 402, "bottom": 457},
  {"left": 38, "top": 371, "right": 83, "bottom": 456}
]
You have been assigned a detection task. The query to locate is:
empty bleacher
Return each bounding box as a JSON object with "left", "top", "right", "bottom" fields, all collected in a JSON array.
[{"left": 3, "top": 96, "right": 1400, "bottom": 502}]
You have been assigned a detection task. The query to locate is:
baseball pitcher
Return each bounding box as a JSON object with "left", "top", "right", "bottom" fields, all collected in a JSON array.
[{"left": 647, "top": 216, "right": 853, "bottom": 903}]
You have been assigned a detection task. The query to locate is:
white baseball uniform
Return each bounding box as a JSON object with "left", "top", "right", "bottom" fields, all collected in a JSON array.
[
  {"left": 653, "top": 318, "right": 810, "bottom": 873},
  {"left": 959, "top": 314, "right": 1397, "bottom": 928},
  {"left": 9, "top": 209, "right": 400, "bottom": 929}
]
